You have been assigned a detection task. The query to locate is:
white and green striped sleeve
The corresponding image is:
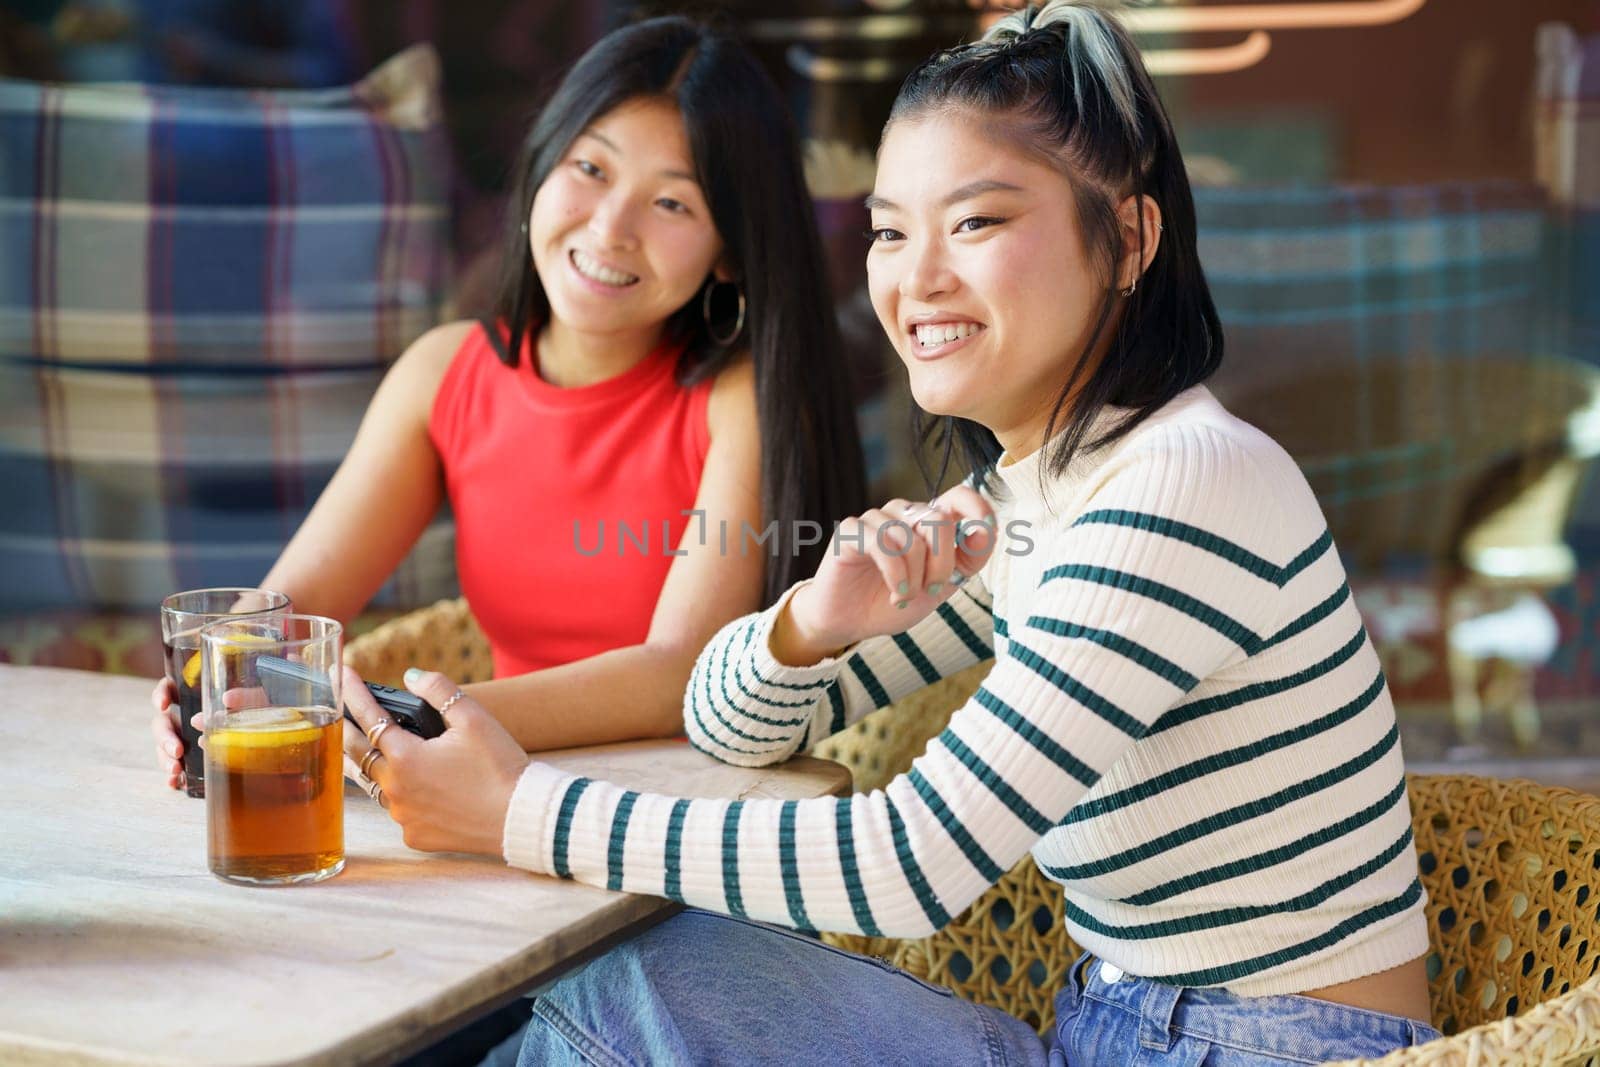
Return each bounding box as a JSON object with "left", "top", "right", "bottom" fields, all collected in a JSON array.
[
  {"left": 677, "top": 573, "right": 996, "bottom": 768},
  {"left": 503, "top": 429, "right": 1288, "bottom": 937}
]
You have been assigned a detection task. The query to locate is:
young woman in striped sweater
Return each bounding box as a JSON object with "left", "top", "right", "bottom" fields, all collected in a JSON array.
[{"left": 341, "top": 3, "right": 1437, "bottom": 1062}]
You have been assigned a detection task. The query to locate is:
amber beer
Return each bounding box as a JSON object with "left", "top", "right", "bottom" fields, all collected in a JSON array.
[{"left": 206, "top": 706, "right": 344, "bottom": 884}]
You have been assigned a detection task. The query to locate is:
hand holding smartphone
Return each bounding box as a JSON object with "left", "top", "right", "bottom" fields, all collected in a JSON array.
[{"left": 255, "top": 656, "right": 446, "bottom": 739}]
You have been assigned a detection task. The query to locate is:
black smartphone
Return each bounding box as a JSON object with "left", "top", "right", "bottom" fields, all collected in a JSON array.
[{"left": 255, "top": 656, "right": 446, "bottom": 739}]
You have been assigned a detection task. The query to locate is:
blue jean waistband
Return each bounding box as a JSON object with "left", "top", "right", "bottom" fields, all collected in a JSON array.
[{"left": 1069, "top": 956, "right": 1438, "bottom": 1059}]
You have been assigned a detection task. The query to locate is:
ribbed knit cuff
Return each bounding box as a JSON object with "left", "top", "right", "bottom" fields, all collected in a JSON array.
[
  {"left": 501, "top": 760, "right": 580, "bottom": 873},
  {"left": 749, "top": 580, "right": 857, "bottom": 685}
]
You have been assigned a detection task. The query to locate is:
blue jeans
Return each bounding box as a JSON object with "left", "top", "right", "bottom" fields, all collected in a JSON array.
[
  {"left": 1056, "top": 953, "right": 1442, "bottom": 1066},
  {"left": 510, "top": 910, "right": 1439, "bottom": 1066}
]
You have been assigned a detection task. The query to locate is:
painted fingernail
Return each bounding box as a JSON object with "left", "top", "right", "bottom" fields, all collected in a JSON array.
[
  {"left": 951, "top": 573, "right": 967, "bottom": 587},
  {"left": 926, "top": 582, "right": 943, "bottom": 596},
  {"left": 896, "top": 581, "right": 910, "bottom": 595},
  {"left": 404, "top": 667, "right": 423, "bottom": 685},
  {"left": 895, "top": 600, "right": 910, "bottom": 610}
]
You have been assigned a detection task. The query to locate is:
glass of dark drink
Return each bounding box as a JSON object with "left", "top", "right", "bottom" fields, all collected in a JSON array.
[
  {"left": 200, "top": 613, "right": 344, "bottom": 886},
  {"left": 159, "top": 588, "right": 291, "bottom": 798}
]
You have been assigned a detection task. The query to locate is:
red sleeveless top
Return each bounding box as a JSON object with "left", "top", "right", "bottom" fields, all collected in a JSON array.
[{"left": 429, "top": 325, "right": 714, "bottom": 679}]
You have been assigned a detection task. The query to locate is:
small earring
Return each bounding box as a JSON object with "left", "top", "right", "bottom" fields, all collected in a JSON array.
[
  {"left": 702, "top": 280, "right": 746, "bottom": 346},
  {"left": 1122, "top": 278, "right": 1138, "bottom": 297}
]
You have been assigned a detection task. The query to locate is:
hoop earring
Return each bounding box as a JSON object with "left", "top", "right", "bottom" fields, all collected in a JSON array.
[
  {"left": 1122, "top": 278, "right": 1138, "bottom": 297},
  {"left": 702, "top": 280, "right": 746, "bottom": 346}
]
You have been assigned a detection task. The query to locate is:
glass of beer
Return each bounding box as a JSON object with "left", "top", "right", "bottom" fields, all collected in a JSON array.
[
  {"left": 200, "top": 613, "right": 344, "bottom": 886},
  {"left": 160, "top": 588, "right": 291, "bottom": 798}
]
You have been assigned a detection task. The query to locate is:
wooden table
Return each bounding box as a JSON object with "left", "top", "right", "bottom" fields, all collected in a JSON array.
[{"left": 0, "top": 665, "right": 851, "bottom": 1066}]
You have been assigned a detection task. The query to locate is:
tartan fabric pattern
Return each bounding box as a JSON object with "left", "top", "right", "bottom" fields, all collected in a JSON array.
[
  {"left": 1196, "top": 181, "right": 1548, "bottom": 381},
  {"left": 0, "top": 45, "right": 456, "bottom": 609},
  {"left": 1194, "top": 181, "right": 1587, "bottom": 573}
]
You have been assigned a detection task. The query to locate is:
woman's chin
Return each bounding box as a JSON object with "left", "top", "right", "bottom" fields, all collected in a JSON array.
[{"left": 907, "top": 386, "right": 976, "bottom": 423}]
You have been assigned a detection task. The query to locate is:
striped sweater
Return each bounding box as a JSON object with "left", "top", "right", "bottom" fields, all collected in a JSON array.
[{"left": 502, "top": 386, "right": 1429, "bottom": 995}]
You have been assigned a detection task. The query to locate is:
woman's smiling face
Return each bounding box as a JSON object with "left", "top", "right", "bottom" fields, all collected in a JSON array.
[
  {"left": 529, "top": 97, "right": 724, "bottom": 342},
  {"left": 866, "top": 108, "right": 1114, "bottom": 455}
]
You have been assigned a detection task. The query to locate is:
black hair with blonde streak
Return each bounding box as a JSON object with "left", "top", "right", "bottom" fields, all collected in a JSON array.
[{"left": 888, "top": 0, "right": 1224, "bottom": 492}]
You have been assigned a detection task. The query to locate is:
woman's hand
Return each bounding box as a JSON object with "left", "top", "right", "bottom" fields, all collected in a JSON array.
[
  {"left": 773, "top": 486, "right": 997, "bottom": 665},
  {"left": 152, "top": 681, "right": 266, "bottom": 788},
  {"left": 341, "top": 666, "right": 530, "bottom": 857},
  {"left": 149, "top": 678, "right": 184, "bottom": 790}
]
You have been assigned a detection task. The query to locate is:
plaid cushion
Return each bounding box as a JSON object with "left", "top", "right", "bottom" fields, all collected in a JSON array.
[{"left": 0, "top": 45, "right": 456, "bottom": 610}]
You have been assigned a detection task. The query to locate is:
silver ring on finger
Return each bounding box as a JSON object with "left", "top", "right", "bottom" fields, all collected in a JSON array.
[
  {"left": 358, "top": 747, "right": 384, "bottom": 778},
  {"left": 438, "top": 689, "right": 467, "bottom": 715},
  {"left": 365, "top": 718, "right": 394, "bottom": 748},
  {"left": 365, "top": 777, "right": 387, "bottom": 808}
]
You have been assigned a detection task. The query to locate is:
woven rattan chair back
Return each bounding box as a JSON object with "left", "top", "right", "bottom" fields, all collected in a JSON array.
[
  {"left": 1330, "top": 778, "right": 1600, "bottom": 1066},
  {"left": 344, "top": 597, "right": 494, "bottom": 688},
  {"left": 1407, "top": 776, "right": 1600, "bottom": 1034}
]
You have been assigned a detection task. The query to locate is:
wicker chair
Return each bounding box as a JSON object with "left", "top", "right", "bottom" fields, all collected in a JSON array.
[
  {"left": 345, "top": 605, "right": 1600, "bottom": 1064},
  {"left": 344, "top": 596, "right": 493, "bottom": 688}
]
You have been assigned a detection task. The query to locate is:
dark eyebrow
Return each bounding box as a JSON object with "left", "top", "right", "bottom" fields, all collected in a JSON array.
[
  {"left": 944, "top": 179, "right": 1024, "bottom": 205},
  {"left": 865, "top": 179, "right": 1025, "bottom": 214},
  {"left": 579, "top": 129, "right": 698, "bottom": 184}
]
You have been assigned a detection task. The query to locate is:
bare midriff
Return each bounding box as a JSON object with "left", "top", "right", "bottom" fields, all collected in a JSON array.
[{"left": 1298, "top": 955, "right": 1432, "bottom": 1024}]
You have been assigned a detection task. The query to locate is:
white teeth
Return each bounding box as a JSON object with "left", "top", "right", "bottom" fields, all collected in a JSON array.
[
  {"left": 571, "top": 249, "right": 638, "bottom": 287},
  {"left": 914, "top": 322, "right": 984, "bottom": 347}
]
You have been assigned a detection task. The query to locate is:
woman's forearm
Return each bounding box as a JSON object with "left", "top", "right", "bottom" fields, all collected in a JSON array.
[{"left": 464, "top": 644, "right": 699, "bottom": 752}]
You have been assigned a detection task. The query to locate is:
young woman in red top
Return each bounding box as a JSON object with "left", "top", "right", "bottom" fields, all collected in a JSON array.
[{"left": 149, "top": 17, "right": 866, "bottom": 782}]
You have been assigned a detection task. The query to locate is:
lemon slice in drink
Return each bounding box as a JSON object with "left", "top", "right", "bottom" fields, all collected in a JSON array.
[
  {"left": 182, "top": 652, "right": 202, "bottom": 688},
  {"left": 182, "top": 631, "right": 280, "bottom": 688},
  {"left": 210, "top": 708, "right": 326, "bottom": 775}
]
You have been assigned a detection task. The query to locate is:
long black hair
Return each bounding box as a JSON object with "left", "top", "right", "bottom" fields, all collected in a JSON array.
[
  {"left": 887, "top": 0, "right": 1223, "bottom": 491},
  {"left": 483, "top": 16, "right": 867, "bottom": 604}
]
